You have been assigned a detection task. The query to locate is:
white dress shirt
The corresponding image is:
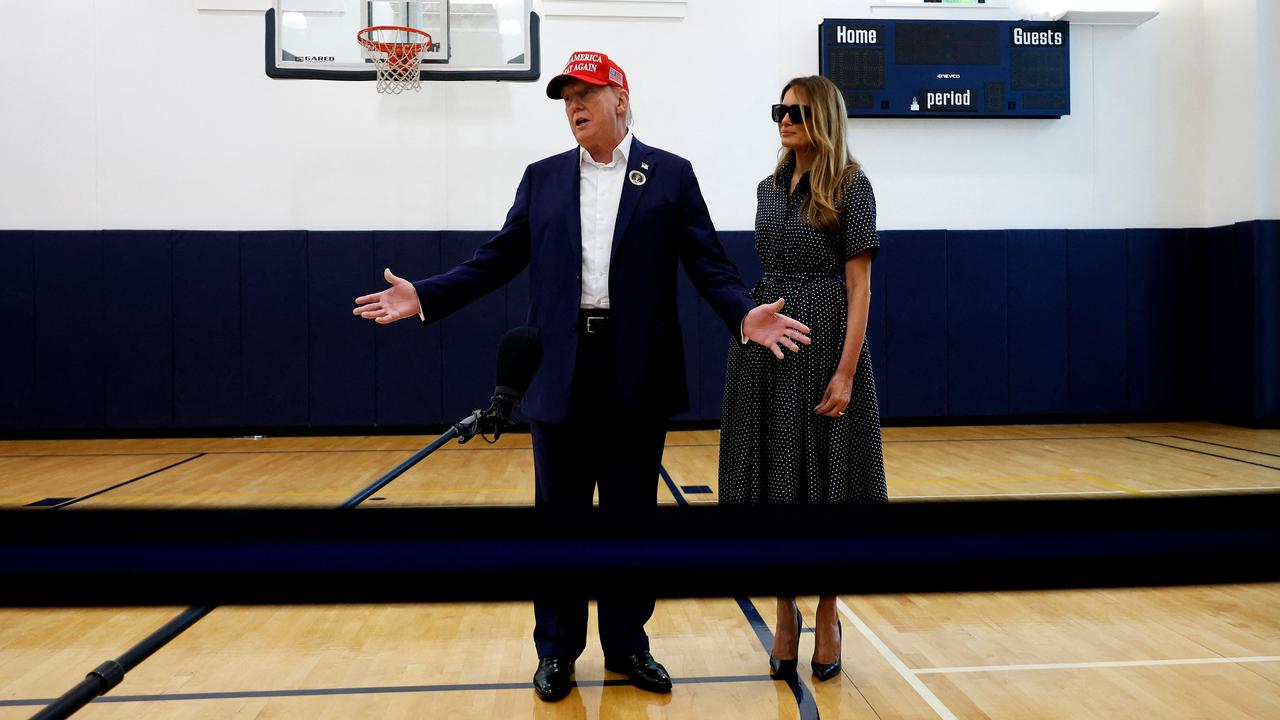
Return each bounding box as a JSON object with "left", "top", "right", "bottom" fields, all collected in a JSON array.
[{"left": 578, "top": 131, "right": 633, "bottom": 309}]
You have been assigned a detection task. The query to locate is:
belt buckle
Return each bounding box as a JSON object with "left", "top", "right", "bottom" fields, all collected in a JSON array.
[{"left": 585, "top": 315, "right": 606, "bottom": 334}]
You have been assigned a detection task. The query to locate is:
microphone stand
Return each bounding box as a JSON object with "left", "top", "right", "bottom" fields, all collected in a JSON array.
[{"left": 31, "top": 404, "right": 514, "bottom": 720}]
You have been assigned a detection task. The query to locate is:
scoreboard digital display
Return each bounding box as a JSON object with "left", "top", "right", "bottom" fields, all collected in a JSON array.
[{"left": 819, "top": 19, "right": 1070, "bottom": 118}]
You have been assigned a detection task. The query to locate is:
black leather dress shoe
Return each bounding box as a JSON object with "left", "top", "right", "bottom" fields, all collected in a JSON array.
[
  {"left": 533, "top": 657, "right": 574, "bottom": 702},
  {"left": 604, "top": 651, "right": 673, "bottom": 693}
]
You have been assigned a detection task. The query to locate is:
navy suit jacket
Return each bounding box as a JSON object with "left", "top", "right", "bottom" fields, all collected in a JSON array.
[{"left": 415, "top": 137, "right": 755, "bottom": 424}]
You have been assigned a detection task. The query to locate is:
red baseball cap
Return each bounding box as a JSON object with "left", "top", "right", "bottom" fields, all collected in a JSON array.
[{"left": 545, "top": 51, "right": 628, "bottom": 99}]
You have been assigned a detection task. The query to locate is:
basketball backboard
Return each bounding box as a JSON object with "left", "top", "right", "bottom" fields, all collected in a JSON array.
[{"left": 266, "top": 0, "right": 539, "bottom": 81}]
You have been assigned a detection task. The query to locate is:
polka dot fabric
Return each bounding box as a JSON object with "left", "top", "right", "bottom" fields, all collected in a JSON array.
[{"left": 719, "top": 159, "right": 888, "bottom": 505}]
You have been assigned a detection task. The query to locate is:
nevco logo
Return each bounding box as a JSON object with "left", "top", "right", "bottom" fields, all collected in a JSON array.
[
  {"left": 1012, "top": 27, "right": 1064, "bottom": 46},
  {"left": 936, "top": 73, "right": 961, "bottom": 79}
]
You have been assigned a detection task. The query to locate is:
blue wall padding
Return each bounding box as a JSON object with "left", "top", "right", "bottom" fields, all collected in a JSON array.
[
  {"left": 1125, "top": 229, "right": 1188, "bottom": 414},
  {"left": 374, "top": 231, "right": 443, "bottom": 426},
  {"left": 173, "top": 231, "right": 242, "bottom": 427},
  {"left": 35, "top": 231, "right": 104, "bottom": 428},
  {"left": 699, "top": 230, "right": 763, "bottom": 420},
  {"left": 1255, "top": 221, "right": 1280, "bottom": 419},
  {"left": 880, "top": 230, "right": 948, "bottom": 418},
  {"left": 721, "top": 230, "right": 764, "bottom": 289},
  {"left": 696, "top": 296, "right": 725, "bottom": 421},
  {"left": 439, "top": 231, "right": 508, "bottom": 421},
  {"left": 947, "top": 230, "right": 1009, "bottom": 416},
  {"left": 866, "top": 241, "right": 888, "bottom": 415},
  {"left": 103, "top": 230, "right": 174, "bottom": 428},
  {"left": 1007, "top": 230, "right": 1069, "bottom": 415},
  {"left": 308, "top": 231, "right": 376, "bottom": 426},
  {"left": 1182, "top": 229, "right": 1209, "bottom": 416},
  {"left": 240, "top": 231, "right": 310, "bottom": 426},
  {"left": 1067, "top": 229, "right": 1127, "bottom": 414},
  {"left": 0, "top": 231, "right": 35, "bottom": 428},
  {"left": 2, "top": 221, "right": 1277, "bottom": 430},
  {"left": 1203, "top": 224, "right": 1256, "bottom": 421}
]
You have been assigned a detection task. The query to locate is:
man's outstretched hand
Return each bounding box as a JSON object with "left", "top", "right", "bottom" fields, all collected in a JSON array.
[
  {"left": 353, "top": 268, "right": 421, "bottom": 324},
  {"left": 743, "top": 298, "right": 811, "bottom": 360}
]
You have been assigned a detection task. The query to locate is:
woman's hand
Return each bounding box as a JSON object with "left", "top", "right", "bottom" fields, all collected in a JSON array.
[{"left": 815, "top": 371, "right": 854, "bottom": 417}]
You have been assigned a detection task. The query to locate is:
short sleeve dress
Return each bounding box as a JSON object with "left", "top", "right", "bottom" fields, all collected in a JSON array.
[{"left": 718, "top": 159, "right": 888, "bottom": 505}]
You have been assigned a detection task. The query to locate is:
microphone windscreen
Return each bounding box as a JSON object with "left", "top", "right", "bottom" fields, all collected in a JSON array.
[{"left": 494, "top": 326, "right": 544, "bottom": 396}]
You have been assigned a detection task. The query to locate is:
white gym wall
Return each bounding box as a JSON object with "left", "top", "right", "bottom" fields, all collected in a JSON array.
[{"left": 0, "top": 0, "right": 1274, "bottom": 232}]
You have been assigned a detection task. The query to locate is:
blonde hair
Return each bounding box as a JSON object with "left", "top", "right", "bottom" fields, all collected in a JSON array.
[{"left": 774, "top": 76, "right": 861, "bottom": 233}]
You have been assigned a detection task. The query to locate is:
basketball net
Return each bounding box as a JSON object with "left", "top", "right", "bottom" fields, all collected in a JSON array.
[{"left": 357, "top": 26, "right": 432, "bottom": 94}]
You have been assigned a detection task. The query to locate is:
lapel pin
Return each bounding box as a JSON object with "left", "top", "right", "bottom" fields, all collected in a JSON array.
[
  {"left": 628, "top": 170, "right": 647, "bottom": 186},
  {"left": 640, "top": 162, "right": 649, "bottom": 170}
]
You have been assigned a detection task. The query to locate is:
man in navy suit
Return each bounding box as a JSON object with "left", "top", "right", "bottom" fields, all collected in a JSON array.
[{"left": 354, "top": 51, "right": 810, "bottom": 702}]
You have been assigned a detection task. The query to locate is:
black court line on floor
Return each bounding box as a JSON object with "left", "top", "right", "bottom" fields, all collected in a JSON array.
[
  {"left": 24, "top": 497, "right": 75, "bottom": 507},
  {"left": 1126, "top": 438, "right": 1280, "bottom": 472},
  {"left": 665, "top": 435, "right": 1196, "bottom": 449},
  {"left": 661, "top": 464, "right": 822, "bottom": 720},
  {"left": 0, "top": 448, "right": 531, "bottom": 458},
  {"left": 658, "top": 466, "right": 688, "bottom": 508},
  {"left": 888, "top": 434, "right": 1194, "bottom": 444},
  {"left": 0, "top": 432, "right": 1218, "bottom": 459},
  {"left": 736, "top": 598, "right": 823, "bottom": 720},
  {"left": 41, "top": 454, "right": 208, "bottom": 510},
  {"left": 1169, "top": 436, "right": 1280, "bottom": 459},
  {"left": 0, "top": 452, "right": 204, "bottom": 458},
  {"left": 0, "top": 674, "right": 780, "bottom": 708}
]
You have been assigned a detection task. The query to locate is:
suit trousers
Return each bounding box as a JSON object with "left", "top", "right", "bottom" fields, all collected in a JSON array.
[{"left": 529, "top": 321, "right": 668, "bottom": 660}]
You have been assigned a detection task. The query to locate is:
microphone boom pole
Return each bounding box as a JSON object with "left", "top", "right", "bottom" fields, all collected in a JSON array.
[{"left": 342, "top": 411, "right": 480, "bottom": 507}]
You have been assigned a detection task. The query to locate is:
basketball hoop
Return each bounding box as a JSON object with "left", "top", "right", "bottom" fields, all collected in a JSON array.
[{"left": 357, "top": 25, "right": 432, "bottom": 94}]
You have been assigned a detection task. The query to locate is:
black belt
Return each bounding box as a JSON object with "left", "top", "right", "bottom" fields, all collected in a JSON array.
[{"left": 578, "top": 309, "right": 612, "bottom": 335}]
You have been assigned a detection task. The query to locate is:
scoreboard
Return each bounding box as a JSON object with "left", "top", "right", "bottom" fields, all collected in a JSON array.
[{"left": 819, "top": 19, "right": 1070, "bottom": 118}]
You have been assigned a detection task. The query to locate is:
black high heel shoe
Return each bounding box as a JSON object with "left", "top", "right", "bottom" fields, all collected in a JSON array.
[
  {"left": 769, "top": 604, "right": 803, "bottom": 678},
  {"left": 811, "top": 619, "right": 842, "bottom": 681}
]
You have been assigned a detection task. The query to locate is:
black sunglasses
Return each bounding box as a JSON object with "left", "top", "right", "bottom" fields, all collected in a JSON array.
[{"left": 771, "top": 103, "right": 811, "bottom": 124}]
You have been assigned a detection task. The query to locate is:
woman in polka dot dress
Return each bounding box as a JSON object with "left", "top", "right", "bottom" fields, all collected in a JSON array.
[{"left": 718, "top": 75, "right": 887, "bottom": 681}]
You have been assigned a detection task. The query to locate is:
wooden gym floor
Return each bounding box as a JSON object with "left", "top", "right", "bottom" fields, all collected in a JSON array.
[{"left": 1, "top": 421, "right": 1279, "bottom": 718}]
